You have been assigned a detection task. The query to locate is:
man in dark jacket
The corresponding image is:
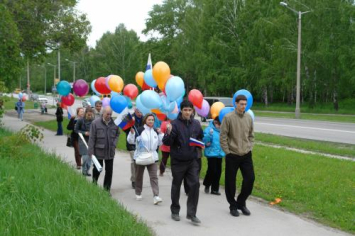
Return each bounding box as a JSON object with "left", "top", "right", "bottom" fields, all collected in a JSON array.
[
  {"left": 163, "top": 100, "right": 203, "bottom": 224},
  {"left": 123, "top": 108, "right": 143, "bottom": 188},
  {"left": 88, "top": 107, "right": 120, "bottom": 192}
]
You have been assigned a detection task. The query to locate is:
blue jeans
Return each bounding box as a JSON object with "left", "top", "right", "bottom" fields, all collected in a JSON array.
[
  {"left": 18, "top": 110, "right": 24, "bottom": 120},
  {"left": 82, "top": 155, "right": 92, "bottom": 175},
  {"left": 57, "top": 121, "right": 63, "bottom": 135}
]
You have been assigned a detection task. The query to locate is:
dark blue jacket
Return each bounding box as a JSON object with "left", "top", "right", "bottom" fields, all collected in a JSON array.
[{"left": 162, "top": 113, "right": 203, "bottom": 162}]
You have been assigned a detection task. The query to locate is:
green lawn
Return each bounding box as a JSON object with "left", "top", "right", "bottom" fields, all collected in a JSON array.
[
  {"left": 0, "top": 128, "right": 152, "bottom": 236},
  {"left": 199, "top": 145, "right": 355, "bottom": 233},
  {"left": 255, "top": 133, "right": 355, "bottom": 158},
  {"left": 254, "top": 111, "right": 355, "bottom": 123}
]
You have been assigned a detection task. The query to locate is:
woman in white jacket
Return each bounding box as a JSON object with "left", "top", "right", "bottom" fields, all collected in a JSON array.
[{"left": 127, "top": 113, "right": 164, "bottom": 205}]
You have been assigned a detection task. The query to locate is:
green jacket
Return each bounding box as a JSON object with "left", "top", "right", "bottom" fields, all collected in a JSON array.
[{"left": 220, "top": 110, "right": 254, "bottom": 156}]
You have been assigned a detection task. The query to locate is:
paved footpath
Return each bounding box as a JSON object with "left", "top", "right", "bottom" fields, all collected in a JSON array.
[{"left": 2, "top": 114, "right": 352, "bottom": 236}]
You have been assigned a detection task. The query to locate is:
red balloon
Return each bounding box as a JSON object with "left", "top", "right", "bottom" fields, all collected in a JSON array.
[
  {"left": 123, "top": 84, "right": 139, "bottom": 100},
  {"left": 95, "top": 77, "right": 111, "bottom": 94},
  {"left": 142, "top": 81, "right": 151, "bottom": 91},
  {"left": 61, "top": 93, "right": 75, "bottom": 106},
  {"left": 188, "top": 89, "right": 203, "bottom": 109},
  {"left": 156, "top": 113, "right": 167, "bottom": 121},
  {"left": 60, "top": 102, "right": 67, "bottom": 110},
  {"left": 21, "top": 97, "right": 26, "bottom": 102}
]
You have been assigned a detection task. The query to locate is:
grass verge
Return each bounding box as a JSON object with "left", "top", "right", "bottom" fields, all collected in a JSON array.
[
  {"left": 0, "top": 128, "right": 152, "bottom": 236},
  {"left": 199, "top": 145, "right": 355, "bottom": 233},
  {"left": 254, "top": 111, "right": 355, "bottom": 123},
  {"left": 255, "top": 133, "right": 355, "bottom": 158},
  {"left": 1, "top": 96, "right": 36, "bottom": 111}
]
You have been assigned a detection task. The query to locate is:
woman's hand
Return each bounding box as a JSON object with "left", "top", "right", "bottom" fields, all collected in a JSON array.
[
  {"left": 130, "top": 128, "right": 135, "bottom": 134},
  {"left": 156, "top": 128, "right": 161, "bottom": 134},
  {"left": 166, "top": 124, "right": 172, "bottom": 134}
]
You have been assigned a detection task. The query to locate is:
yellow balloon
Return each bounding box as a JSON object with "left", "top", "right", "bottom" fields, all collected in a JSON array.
[
  {"left": 210, "top": 102, "right": 225, "bottom": 119},
  {"left": 108, "top": 75, "right": 124, "bottom": 93},
  {"left": 153, "top": 61, "right": 170, "bottom": 86},
  {"left": 135, "top": 71, "right": 144, "bottom": 87}
]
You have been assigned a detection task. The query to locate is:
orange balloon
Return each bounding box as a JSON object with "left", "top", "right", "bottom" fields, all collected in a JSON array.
[
  {"left": 156, "top": 113, "right": 167, "bottom": 121},
  {"left": 210, "top": 102, "right": 225, "bottom": 119},
  {"left": 153, "top": 61, "right": 170, "bottom": 87},
  {"left": 135, "top": 72, "right": 144, "bottom": 87},
  {"left": 108, "top": 75, "right": 124, "bottom": 92},
  {"left": 151, "top": 108, "right": 163, "bottom": 114}
]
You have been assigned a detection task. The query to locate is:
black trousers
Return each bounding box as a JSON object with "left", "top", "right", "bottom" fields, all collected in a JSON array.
[
  {"left": 171, "top": 158, "right": 200, "bottom": 217},
  {"left": 225, "top": 152, "right": 255, "bottom": 210},
  {"left": 184, "top": 158, "right": 201, "bottom": 194},
  {"left": 93, "top": 159, "right": 114, "bottom": 191},
  {"left": 203, "top": 157, "right": 222, "bottom": 192}
]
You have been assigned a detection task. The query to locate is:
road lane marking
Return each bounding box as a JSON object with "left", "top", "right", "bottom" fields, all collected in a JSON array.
[{"left": 255, "top": 122, "right": 355, "bottom": 134}]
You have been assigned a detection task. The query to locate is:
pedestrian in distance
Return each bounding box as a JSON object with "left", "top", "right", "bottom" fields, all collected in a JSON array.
[
  {"left": 162, "top": 100, "right": 204, "bottom": 224},
  {"left": 67, "top": 107, "right": 84, "bottom": 169},
  {"left": 15, "top": 99, "right": 25, "bottom": 121},
  {"left": 55, "top": 102, "right": 63, "bottom": 136},
  {"left": 75, "top": 107, "right": 95, "bottom": 176},
  {"left": 94, "top": 100, "right": 102, "bottom": 119},
  {"left": 202, "top": 117, "right": 225, "bottom": 195},
  {"left": 220, "top": 94, "right": 255, "bottom": 217},
  {"left": 88, "top": 106, "right": 120, "bottom": 193},
  {"left": 127, "top": 113, "right": 164, "bottom": 205}
]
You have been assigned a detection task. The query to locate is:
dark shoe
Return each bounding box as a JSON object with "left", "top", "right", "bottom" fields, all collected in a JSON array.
[
  {"left": 230, "top": 209, "right": 240, "bottom": 217},
  {"left": 132, "top": 182, "right": 135, "bottom": 189},
  {"left": 187, "top": 215, "right": 201, "bottom": 224},
  {"left": 86, "top": 173, "right": 91, "bottom": 177},
  {"left": 210, "top": 191, "right": 221, "bottom": 195},
  {"left": 237, "top": 206, "right": 251, "bottom": 216},
  {"left": 204, "top": 186, "right": 210, "bottom": 194},
  {"left": 171, "top": 213, "right": 180, "bottom": 221}
]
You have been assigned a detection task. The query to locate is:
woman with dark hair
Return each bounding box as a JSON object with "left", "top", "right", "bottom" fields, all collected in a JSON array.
[
  {"left": 75, "top": 107, "right": 95, "bottom": 176},
  {"left": 127, "top": 113, "right": 164, "bottom": 205},
  {"left": 202, "top": 117, "right": 225, "bottom": 195},
  {"left": 55, "top": 102, "right": 63, "bottom": 136},
  {"left": 67, "top": 107, "right": 84, "bottom": 169}
]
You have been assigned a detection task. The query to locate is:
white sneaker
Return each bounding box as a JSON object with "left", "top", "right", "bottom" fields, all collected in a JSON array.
[
  {"left": 153, "top": 196, "right": 162, "bottom": 205},
  {"left": 136, "top": 195, "right": 142, "bottom": 201}
]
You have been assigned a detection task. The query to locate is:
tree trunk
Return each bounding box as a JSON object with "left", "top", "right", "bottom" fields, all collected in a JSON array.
[
  {"left": 333, "top": 89, "right": 338, "bottom": 111},
  {"left": 263, "top": 87, "right": 268, "bottom": 106}
]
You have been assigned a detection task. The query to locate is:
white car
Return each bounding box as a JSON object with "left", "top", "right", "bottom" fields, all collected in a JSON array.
[{"left": 38, "top": 95, "right": 48, "bottom": 103}]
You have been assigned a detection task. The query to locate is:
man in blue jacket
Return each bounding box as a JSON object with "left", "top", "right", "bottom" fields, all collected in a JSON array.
[{"left": 163, "top": 100, "right": 203, "bottom": 224}]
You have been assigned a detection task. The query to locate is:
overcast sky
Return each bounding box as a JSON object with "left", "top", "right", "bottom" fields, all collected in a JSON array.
[{"left": 76, "top": 0, "right": 163, "bottom": 48}]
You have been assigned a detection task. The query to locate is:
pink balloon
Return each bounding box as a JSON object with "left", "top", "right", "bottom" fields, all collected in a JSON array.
[
  {"left": 195, "top": 99, "right": 210, "bottom": 117},
  {"left": 102, "top": 97, "right": 111, "bottom": 107},
  {"left": 73, "top": 79, "right": 89, "bottom": 97}
]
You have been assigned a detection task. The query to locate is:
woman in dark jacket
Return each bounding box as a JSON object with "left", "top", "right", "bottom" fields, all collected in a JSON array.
[
  {"left": 67, "top": 107, "right": 84, "bottom": 169},
  {"left": 55, "top": 102, "right": 63, "bottom": 135},
  {"left": 75, "top": 107, "right": 95, "bottom": 176}
]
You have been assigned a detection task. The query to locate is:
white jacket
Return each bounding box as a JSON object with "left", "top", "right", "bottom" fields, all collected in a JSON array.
[{"left": 127, "top": 124, "right": 164, "bottom": 162}]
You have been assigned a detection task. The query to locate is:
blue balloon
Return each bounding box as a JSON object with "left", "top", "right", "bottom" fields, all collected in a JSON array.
[
  {"left": 246, "top": 109, "right": 255, "bottom": 122},
  {"left": 57, "top": 80, "right": 71, "bottom": 96},
  {"left": 111, "top": 91, "right": 120, "bottom": 97},
  {"left": 233, "top": 89, "right": 253, "bottom": 112},
  {"left": 18, "top": 92, "right": 23, "bottom": 99},
  {"left": 141, "top": 90, "right": 162, "bottom": 109},
  {"left": 165, "top": 76, "right": 185, "bottom": 102},
  {"left": 110, "top": 95, "right": 128, "bottom": 113},
  {"left": 135, "top": 95, "right": 151, "bottom": 115},
  {"left": 167, "top": 112, "right": 178, "bottom": 120},
  {"left": 89, "top": 95, "right": 100, "bottom": 108},
  {"left": 144, "top": 69, "right": 157, "bottom": 88},
  {"left": 91, "top": 80, "right": 101, "bottom": 95},
  {"left": 124, "top": 96, "right": 133, "bottom": 109},
  {"left": 168, "top": 101, "right": 176, "bottom": 113},
  {"left": 219, "top": 107, "right": 235, "bottom": 123},
  {"left": 176, "top": 96, "right": 183, "bottom": 108}
]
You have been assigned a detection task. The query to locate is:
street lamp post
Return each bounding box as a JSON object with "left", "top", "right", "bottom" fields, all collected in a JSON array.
[
  {"left": 65, "top": 59, "right": 76, "bottom": 82},
  {"left": 280, "top": 2, "right": 310, "bottom": 119}
]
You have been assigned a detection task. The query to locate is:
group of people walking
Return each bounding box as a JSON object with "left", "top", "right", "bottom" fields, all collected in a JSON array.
[{"left": 61, "top": 95, "right": 255, "bottom": 224}]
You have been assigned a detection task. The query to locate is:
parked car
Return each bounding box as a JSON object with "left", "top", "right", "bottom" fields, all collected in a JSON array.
[
  {"left": 200, "top": 97, "right": 234, "bottom": 122},
  {"left": 38, "top": 95, "right": 48, "bottom": 103},
  {"left": 30, "top": 93, "right": 39, "bottom": 101}
]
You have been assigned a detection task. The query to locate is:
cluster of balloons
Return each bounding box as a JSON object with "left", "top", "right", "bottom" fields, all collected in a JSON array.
[
  {"left": 57, "top": 79, "right": 90, "bottom": 106},
  {"left": 210, "top": 89, "right": 255, "bottom": 123},
  {"left": 133, "top": 61, "right": 186, "bottom": 120},
  {"left": 18, "top": 92, "right": 26, "bottom": 101}
]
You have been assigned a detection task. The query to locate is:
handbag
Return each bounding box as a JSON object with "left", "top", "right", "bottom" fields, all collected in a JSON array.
[
  {"left": 66, "top": 135, "right": 73, "bottom": 147},
  {"left": 135, "top": 151, "right": 155, "bottom": 165}
]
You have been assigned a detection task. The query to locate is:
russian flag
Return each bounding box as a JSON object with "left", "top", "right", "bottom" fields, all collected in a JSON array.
[
  {"left": 114, "top": 108, "right": 135, "bottom": 130},
  {"left": 189, "top": 138, "right": 205, "bottom": 148},
  {"left": 142, "top": 53, "right": 153, "bottom": 91}
]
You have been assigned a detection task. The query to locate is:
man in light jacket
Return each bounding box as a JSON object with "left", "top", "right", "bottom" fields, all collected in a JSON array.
[
  {"left": 220, "top": 94, "right": 255, "bottom": 217},
  {"left": 88, "top": 107, "right": 120, "bottom": 192}
]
